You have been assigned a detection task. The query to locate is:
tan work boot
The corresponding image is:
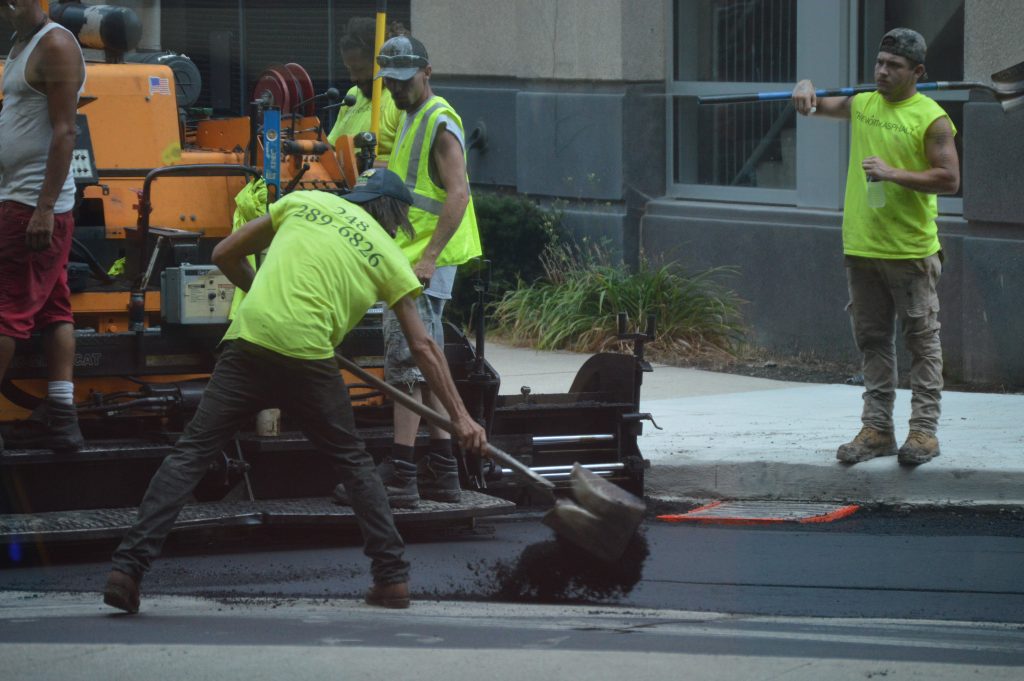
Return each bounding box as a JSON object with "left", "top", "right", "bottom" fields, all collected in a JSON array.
[
  {"left": 898, "top": 430, "right": 941, "bottom": 465},
  {"left": 365, "top": 581, "right": 410, "bottom": 609},
  {"left": 836, "top": 426, "right": 897, "bottom": 463}
]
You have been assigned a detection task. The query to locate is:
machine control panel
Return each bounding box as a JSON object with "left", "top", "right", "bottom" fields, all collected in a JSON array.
[
  {"left": 72, "top": 113, "right": 99, "bottom": 185},
  {"left": 161, "top": 265, "right": 235, "bottom": 325}
]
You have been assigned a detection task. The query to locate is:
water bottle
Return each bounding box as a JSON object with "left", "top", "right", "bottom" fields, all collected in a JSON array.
[{"left": 867, "top": 177, "right": 886, "bottom": 209}]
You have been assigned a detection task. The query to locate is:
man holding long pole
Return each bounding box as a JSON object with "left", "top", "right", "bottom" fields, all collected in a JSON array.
[{"left": 792, "top": 28, "right": 959, "bottom": 466}]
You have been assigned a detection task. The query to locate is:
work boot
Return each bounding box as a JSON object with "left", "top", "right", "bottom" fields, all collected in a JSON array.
[
  {"left": 836, "top": 426, "right": 897, "bottom": 463},
  {"left": 103, "top": 570, "right": 141, "bottom": 614},
  {"left": 365, "top": 581, "right": 410, "bottom": 609},
  {"left": 898, "top": 431, "right": 941, "bottom": 465},
  {"left": 6, "top": 399, "right": 84, "bottom": 452},
  {"left": 333, "top": 458, "right": 419, "bottom": 509},
  {"left": 418, "top": 453, "right": 462, "bottom": 503}
]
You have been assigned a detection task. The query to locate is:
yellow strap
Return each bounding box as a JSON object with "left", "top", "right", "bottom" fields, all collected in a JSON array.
[{"left": 370, "top": 10, "right": 387, "bottom": 146}]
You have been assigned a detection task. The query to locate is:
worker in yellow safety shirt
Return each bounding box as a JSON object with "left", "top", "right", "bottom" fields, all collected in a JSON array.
[
  {"left": 102, "top": 169, "right": 487, "bottom": 615},
  {"left": 326, "top": 17, "right": 402, "bottom": 165},
  {"left": 792, "top": 28, "right": 959, "bottom": 467}
]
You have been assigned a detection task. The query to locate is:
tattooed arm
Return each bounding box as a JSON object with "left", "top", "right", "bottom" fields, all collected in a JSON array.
[{"left": 861, "top": 116, "right": 960, "bottom": 195}]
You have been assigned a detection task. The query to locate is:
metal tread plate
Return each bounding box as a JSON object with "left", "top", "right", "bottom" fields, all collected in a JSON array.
[
  {"left": 0, "top": 492, "right": 515, "bottom": 543},
  {"left": 657, "top": 500, "right": 860, "bottom": 525}
]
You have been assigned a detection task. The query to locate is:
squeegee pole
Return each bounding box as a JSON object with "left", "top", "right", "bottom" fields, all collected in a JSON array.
[{"left": 698, "top": 81, "right": 995, "bottom": 104}]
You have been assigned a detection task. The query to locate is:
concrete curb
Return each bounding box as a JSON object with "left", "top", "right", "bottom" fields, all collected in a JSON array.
[
  {"left": 646, "top": 462, "right": 1024, "bottom": 507},
  {"left": 484, "top": 342, "right": 1024, "bottom": 508}
]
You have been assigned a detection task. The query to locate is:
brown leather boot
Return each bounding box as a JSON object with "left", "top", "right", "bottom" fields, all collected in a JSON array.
[
  {"left": 898, "top": 431, "right": 941, "bottom": 465},
  {"left": 836, "top": 426, "right": 897, "bottom": 463},
  {"left": 365, "top": 581, "right": 410, "bottom": 609},
  {"left": 103, "top": 570, "right": 141, "bottom": 614}
]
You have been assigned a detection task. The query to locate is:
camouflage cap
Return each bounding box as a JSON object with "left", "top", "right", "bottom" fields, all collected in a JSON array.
[
  {"left": 376, "top": 35, "right": 430, "bottom": 81},
  {"left": 879, "top": 28, "right": 926, "bottom": 65}
]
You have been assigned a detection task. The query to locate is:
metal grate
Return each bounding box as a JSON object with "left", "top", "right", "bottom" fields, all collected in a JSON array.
[
  {"left": 658, "top": 500, "right": 860, "bottom": 525},
  {"left": 708, "top": 0, "right": 796, "bottom": 82}
]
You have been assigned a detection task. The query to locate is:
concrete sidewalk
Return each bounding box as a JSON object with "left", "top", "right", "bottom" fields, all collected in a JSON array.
[{"left": 484, "top": 342, "right": 1024, "bottom": 507}]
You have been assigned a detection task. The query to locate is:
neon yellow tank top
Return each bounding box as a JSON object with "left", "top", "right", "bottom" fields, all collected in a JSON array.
[{"left": 843, "top": 92, "right": 955, "bottom": 259}]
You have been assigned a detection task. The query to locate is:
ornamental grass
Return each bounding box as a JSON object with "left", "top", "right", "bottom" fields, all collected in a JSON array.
[{"left": 490, "top": 241, "right": 746, "bottom": 360}]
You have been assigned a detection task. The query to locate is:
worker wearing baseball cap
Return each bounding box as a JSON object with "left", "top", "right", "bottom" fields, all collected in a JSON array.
[
  {"left": 334, "top": 34, "right": 482, "bottom": 510},
  {"left": 103, "top": 170, "right": 487, "bottom": 614},
  {"left": 791, "top": 28, "right": 959, "bottom": 467}
]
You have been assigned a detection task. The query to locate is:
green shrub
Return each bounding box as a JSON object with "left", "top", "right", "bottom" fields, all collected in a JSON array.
[
  {"left": 490, "top": 241, "right": 746, "bottom": 358},
  {"left": 449, "top": 193, "right": 565, "bottom": 326}
]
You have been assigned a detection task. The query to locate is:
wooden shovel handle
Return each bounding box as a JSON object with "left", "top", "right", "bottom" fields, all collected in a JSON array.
[{"left": 336, "top": 354, "right": 556, "bottom": 495}]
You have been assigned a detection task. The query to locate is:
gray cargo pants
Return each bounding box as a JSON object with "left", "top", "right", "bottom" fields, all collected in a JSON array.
[
  {"left": 111, "top": 340, "right": 409, "bottom": 585},
  {"left": 845, "top": 253, "right": 943, "bottom": 435}
]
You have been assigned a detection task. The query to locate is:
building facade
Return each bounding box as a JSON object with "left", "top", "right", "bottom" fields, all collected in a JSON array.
[
  {"left": 423, "top": 0, "right": 1024, "bottom": 387},
  {"left": 13, "top": 1, "right": 1023, "bottom": 385}
]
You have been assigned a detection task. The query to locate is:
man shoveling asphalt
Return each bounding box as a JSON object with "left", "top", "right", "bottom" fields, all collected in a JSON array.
[{"left": 103, "top": 170, "right": 487, "bottom": 614}]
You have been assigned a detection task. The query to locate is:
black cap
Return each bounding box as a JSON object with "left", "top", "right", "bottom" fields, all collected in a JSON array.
[
  {"left": 343, "top": 168, "right": 414, "bottom": 205},
  {"left": 375, "top": 35, "right": 430, "bottom": 81}
]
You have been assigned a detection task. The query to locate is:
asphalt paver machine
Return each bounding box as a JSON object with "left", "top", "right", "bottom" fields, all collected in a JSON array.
[{"left": 0, "top": 4, "right": 652, "bottom": 547}]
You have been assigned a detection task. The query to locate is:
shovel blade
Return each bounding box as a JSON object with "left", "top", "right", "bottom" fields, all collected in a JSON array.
[
  {"left": 541, "top": 464, "right": 645, "bottom": 563},
  {"left": 990, "top": 60, "right": 1024, "bottom": 112},
  {"left": 1000, "top": 93, "right": 1024, "bottom": 113},
  {"left": 991, "top": 60, "right": 1024, "bottom": 91}
]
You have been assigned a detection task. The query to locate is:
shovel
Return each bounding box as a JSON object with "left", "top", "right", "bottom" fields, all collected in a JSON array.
[
  {"left": 699, "top": 59, "right": 1024, "bottom": 112},
  {"left": 336, "top": 355, "right": 646, "bottom": 562}
]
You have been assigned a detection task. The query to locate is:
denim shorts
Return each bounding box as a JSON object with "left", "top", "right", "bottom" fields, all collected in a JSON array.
[{"left": 383, "top": 292, "right": 447, "bottom": 389}]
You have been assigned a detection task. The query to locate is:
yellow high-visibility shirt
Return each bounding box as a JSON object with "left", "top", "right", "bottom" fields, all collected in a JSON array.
[
  {"left": 222, "top": 190, "right": 421, "bottom": 359},
  {"left": 327, "top": 86, "right": 402, "bottom": 164},
  {"left": 843, "top": 92, "right": 955, "bottom": 259}
]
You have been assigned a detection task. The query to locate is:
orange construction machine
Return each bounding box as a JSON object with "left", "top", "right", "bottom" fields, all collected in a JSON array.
[{"left": 0, "top": 4, "right": 650, "bottom": 547}]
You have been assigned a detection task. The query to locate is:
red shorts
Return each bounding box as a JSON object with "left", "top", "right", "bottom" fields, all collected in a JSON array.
[{"left": 0, "top": 200, "right": 75, "bottom": 340}]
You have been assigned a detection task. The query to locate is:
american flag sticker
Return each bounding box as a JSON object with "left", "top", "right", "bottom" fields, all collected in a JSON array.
[{"left": 148, "top": 76, "right": 172, "bottom": 96}]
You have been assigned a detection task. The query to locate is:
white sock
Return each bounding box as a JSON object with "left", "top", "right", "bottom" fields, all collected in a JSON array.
[{"left": 48, "top": 381, "right": 75, "bottom": 405}]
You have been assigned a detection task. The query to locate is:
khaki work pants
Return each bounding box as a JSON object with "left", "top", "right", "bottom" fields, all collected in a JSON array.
[{"left": 845, "top": 253, "right": 943, "bottom": 435}]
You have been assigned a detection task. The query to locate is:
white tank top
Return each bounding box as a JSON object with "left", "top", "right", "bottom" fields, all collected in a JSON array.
[{"left": 0, "top": 22, "right": 85, "bottom": 213}]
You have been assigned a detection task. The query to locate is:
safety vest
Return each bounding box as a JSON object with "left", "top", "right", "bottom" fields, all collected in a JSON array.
[{"left": 388, "top": 95, "right": 481, "bottom": 267}]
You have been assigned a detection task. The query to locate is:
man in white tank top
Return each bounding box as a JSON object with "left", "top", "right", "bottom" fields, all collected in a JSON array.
[{"left": 0, "top": 1, "right": 86, "bottom": 452}]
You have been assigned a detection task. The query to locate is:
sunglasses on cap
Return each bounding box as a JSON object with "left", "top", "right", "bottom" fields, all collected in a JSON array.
[{"left": 376, "top": 54, "right": 429, "bottom": 69}]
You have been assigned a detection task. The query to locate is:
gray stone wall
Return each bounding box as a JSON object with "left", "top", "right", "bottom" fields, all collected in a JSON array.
[
  {"left": 964, "top": 0, "right": 1024, "bottom": 81},
  {"left": 410, "top": 1, "right": 668, "bottom": 267},
  {"left": 412, "top": 0, "right": 665, "bottom": 81}
]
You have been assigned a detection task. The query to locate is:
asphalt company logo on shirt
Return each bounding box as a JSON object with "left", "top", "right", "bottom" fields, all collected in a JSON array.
[{"left": 855, "top": 110, "right": 915, "bottom": 136}]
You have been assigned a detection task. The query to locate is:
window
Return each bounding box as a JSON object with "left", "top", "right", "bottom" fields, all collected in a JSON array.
[
  {"left": 669, "top": 0, "right": 966, "bottom": 212},
  {"left": 671, "top": 0, "right": 799, "bottom": 197}
]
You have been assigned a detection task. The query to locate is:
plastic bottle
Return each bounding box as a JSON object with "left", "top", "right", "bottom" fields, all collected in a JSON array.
[{"left": 867, "top": 177, "right": 886, "bottom": 208}]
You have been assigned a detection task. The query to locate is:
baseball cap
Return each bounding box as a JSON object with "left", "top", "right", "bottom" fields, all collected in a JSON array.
[
  {"left": 343, "top": 168, "right": 414, "bottom": 205},
  {"left": 375, "top": 35, "right": 430, "bottom": 81},
  {"left": 879, "top": 28, "right": 927, "bottom": 65}
]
